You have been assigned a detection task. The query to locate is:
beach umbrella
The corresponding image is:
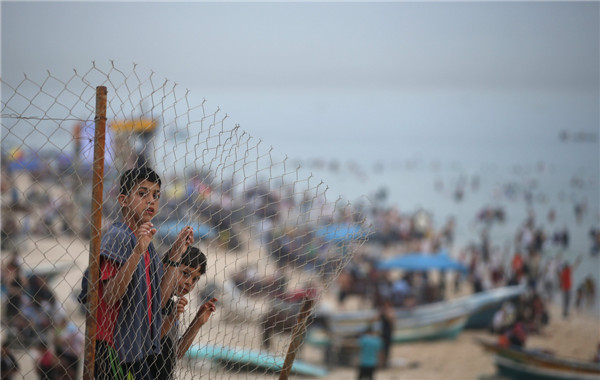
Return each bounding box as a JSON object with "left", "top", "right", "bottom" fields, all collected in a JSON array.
[
  {"left": 377, "top": 251, "right": 467, "bottom": 272},
  {"left": 156, "top": 220, "right": 218, "bottom": 245},
  {"left": 315, "top": 223, "right": 368, "bottom": 243}
]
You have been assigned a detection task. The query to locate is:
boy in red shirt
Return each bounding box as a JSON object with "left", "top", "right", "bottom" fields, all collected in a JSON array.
[{"left": 79, "top": 166, "right": 194, "bottom": 379}]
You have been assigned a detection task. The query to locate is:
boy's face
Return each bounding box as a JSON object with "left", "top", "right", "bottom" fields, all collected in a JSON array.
[
  {"left": 119, "top": 179, "right": 161, "bottom": 225},
  {"left": 175, "top": 264, "right": 203, "bottom": 297}
]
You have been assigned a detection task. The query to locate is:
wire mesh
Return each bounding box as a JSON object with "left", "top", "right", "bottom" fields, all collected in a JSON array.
[{"left": 1, "top": 61, "right": 371, "bottom": 379}]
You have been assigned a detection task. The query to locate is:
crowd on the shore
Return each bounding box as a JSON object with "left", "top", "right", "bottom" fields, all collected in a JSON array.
[
  {"left": 333, "top": 204, "right": 597, "bottom": 340},
  {"left": 1, "top": 251, "right": 84, "bottom": 380},
  {"left": 3, "top": 160, "right": 598, "bottom": 315}
]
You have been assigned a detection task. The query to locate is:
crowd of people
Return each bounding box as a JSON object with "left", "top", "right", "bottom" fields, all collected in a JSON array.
[
  {"left": 1, "top": 251, "right": 84, "bottom": 380},
  {"left": 326, "top": 199, "right": 599, "bottom": 373},
  {"left": 492, "top": 292, "right": 550, "bottom": 348}
]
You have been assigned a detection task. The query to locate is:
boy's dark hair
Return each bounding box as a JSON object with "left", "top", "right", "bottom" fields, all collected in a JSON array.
[
  {"left": 119, "top": 166, "right": 162, "bottom": 195},
  {"left": 176, "top": 246, "right": 207, "bottom": 274}
]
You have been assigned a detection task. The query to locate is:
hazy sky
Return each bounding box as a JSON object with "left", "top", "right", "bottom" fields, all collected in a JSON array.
[
  {"left": 2, "top": 1, "right": 598, "bottom": 91},
  {"left": 1, "top": 1, "right": 598, "bottom": 166}
]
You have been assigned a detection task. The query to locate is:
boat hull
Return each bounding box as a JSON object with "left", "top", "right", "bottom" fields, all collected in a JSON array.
[
  {"left": 478, "top": 338, "right": 600, "bottom": 379},
  {"left": 392, "top": 314, "right": 468, "bottom": 343},
  {"left": 494, "top": 355, "right": 600, "bottom": 380}
]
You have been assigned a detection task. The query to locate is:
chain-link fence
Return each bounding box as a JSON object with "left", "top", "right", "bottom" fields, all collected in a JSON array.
[{"left": 1, "top": 61, "right": 371, "bottom": 379}]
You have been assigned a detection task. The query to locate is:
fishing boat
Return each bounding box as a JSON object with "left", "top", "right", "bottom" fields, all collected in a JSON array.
[
  {"left": 307, "top": 285, "right": 525, "bottom": 347},
  {"left": 308, "top": 300, "right": 471, "bottom": 345},
  {"left": 376, "top": 250, "right": 525, "bottom": 329},
  {"left": 462, "top": 285, "right": 526, "bottom": 329},
  {"left": 493, "top": 354, "right": 600, "bottom": 380},
  {"left": 392, "top": 312, "right": 469, "bottom": 342},
  {"left": 304, "top": 302, "right": 470, "bottom": 368},
  {"left": 390, "top": 284, "right": 526, "bottom": 330},
  {"left": 478, "top": 338, "right": 600, "bottom": 379}
]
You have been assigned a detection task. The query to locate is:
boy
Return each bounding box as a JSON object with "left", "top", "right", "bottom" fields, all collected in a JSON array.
[
  {"left": 356, "top": 324, "right": 383, "bottom": 380},
  {"left": 150, "top": 246, "right": 217, "bottom": 380},
  {"left": 79, "top": 166, "right": 194, "bottom": 379}
]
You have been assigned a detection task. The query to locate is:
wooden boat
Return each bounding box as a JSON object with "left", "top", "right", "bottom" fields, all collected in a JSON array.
[
  {"left": 493, "top": 355, "right": 600, "bottom": 380},
  {"left": 392, "top": 312, "right": 469, "bottom": 342},
  {"left": 390, "top": 284, "right": 525, "bottom": 330},
  {"left": 462, "top": 285, "right": 526, "bottom": 328},
  {"left": 186, "top": 343, "right": 328, "bottom": 377},
  {"left": 308, "top": 300, "right": 471, "bottom": 345},
  {"left": 307, "top": 285, "right": 525, "bottom": 346},
  {"left": 478, "top": 338, "right": 600, "bottom": 379}
]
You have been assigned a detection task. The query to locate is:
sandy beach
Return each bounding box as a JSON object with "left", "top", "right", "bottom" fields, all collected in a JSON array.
[
  {"left": 3, "top": 233, "right": 599, "bottom": 380},
  {"left": 311, "top": 304, "right": 599, "bottom": 380}
]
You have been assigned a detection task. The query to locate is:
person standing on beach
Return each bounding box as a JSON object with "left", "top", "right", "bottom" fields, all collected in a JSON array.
[
  {"left": 149, "top": 246, "right": 217, "bottom": 380},
  {"left": 356, "top": 324, "right": 383, "bottom": 380},
  {"left": 34, "top": 341, "right": 61, "bottom": 380},
  {"left": 378, "top": 299, "right": 394, "bottom": 369},
  {"left": 1, "top": 253, "right": 27, "bottom": 332},
  {"left": 542, "top": 253, "right": 561, "bottom": 302},
  {"left": 558, "top": 254, "right": 582, "bottom": 318},
  {"left": 53, "top": 315, "right": 84, "bottom": 380},
  {"left": 78, "top": 166, "right": 194, "bottom": 380},
  {"left": 1, "top": 341, "right": 19, "bottom": 380}
]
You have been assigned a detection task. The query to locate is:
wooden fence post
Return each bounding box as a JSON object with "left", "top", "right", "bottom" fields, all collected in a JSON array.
[
  {"left": 82, "top": 86, "right": 107, "bottom": 380},
  {"left": 279, "top": 296, "right": 315, "bottom": 380}
]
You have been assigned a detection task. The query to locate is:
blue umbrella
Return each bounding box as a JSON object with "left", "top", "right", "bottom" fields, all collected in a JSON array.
[
  {"left": 315, "top": 223, "right": 368, "bottom": 243},
  {"left": 377, "top": 251, "right": 467, "bottom": 272},
  {"left": 156, "top": 220, "right": 217, "bottom": 245}
]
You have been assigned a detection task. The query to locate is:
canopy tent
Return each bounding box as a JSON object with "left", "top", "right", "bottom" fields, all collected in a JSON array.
[{"left": 377, "top": 251, "right": 467, "bottom": 272}]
